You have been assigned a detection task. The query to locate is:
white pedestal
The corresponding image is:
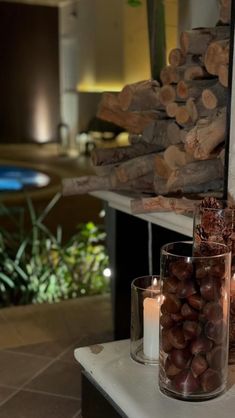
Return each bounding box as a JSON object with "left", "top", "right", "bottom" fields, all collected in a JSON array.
[{"left": 75, "top": 339, "right": 235, "bottom": 418}]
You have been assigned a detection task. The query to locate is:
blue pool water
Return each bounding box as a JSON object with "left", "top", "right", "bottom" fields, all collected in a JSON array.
[{"left": 0, "top": 166, "right": 50, "bottom": 191}]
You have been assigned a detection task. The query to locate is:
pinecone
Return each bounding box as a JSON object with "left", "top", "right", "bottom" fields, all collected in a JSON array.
[{"left": 199, "top": 197, "right": 223, "bottom": 209}]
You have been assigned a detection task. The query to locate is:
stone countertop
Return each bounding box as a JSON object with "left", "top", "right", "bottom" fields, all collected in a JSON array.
[{"left": 75, "top": 339, "right": 235, "bottom": 418}]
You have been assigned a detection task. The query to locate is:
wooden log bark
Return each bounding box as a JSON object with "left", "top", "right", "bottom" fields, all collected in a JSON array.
[
  {"left": 112, "top": 153, "right": 158, "bottom": 183},
  {"left": 97, "top": 93, "right": 164, "bottom": 134},
  {"left": 154, "top": 154, "right": 173, "bottom": 179},
  {"left": 62, "top": 173, "right": 155, "bottom": 196},
  {"left": 201, "top": 82, "right": 228, "bottom": 109},
  {"left": 167, "top": 122, "right": 183, "bottom": 144},
  {"left": 177, "top": 79, "right": 217, "bottom": 100},
  {"left": 118, "top": 79, "right": 162, "bottom": 111},
  {"left": 218, "top": 64, "right": 229, "bottom": 87},
  {"left": 184, "top": 65, "right": 212, "bottom": 81},
  {"left": 91, "top": 142, "right": 164, "bottom": 166},
  {"left": 204, "top": 39, "right": 229, "bottom": 75},
  {"left": 161, "top": 158, "right": 224, "bottom": 194},
  {"left": 160, "top": 65, "right": 185, "bottom": 85},
  {"left": 142, "top": 119, "right": 182, "bottom": 147},
  {"left": 184, "top": 108, "right": 226, "bottom": 159},
  {"left": 131, "top": 195, "right": 199, "bottom": 214},
  {"left": 180, "top": 26, "right": 230, "bottom": 55}
]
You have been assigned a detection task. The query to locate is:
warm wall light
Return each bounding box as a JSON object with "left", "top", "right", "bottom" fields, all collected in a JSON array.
[{"left": 33, "top": 90, "right": 53, "bottom": 143}]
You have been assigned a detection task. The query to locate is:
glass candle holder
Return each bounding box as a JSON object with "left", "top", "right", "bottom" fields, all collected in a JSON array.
[
  {"left": 193, "top": 203, "right": 235, "bottom": 364},
  {"left": 130, "top": 275, "right": 161, "bottom": 365},
  {"left": 159, "top": 241, "right": 230, "bottom": 401}
]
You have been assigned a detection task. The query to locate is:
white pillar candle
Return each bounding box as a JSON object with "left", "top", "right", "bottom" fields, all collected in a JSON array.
[{"left": 143, "top": 297, "right": 160, "bottom": 360}]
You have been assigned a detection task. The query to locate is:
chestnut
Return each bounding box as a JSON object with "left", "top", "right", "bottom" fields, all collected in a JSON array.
[
  {"left": 200, "top": 368, "right": 222, "bottom": 393},
  {"left": 162, "top": 294, "right": 181, "bottom": 314},
  {"left": 200, "top": 277, "right": 221, "bottom": 301},
  {"left": 206, "top": 346, "right": 227, "bottom": 370},
  {"left": 172, "top": 369, "right": 200, "bottom": 394},
  {"left": 195, "top": 266, "right": 208, "bottom": 282},
  {"left": 162, "top": 328, "right": 173, "bottom": 353},
  {"left": 169, "top": 347, "right": 192, "bottom": 369},
  {"left": 209, "top": 262, "right": 225, "bottom": 280},
  {"left": 170, "top": 260, "right": 193, "bottom": 281},
  {"left": 183, "top": 321, "right": 202, "bottom": 340},
  {"left": 191, "top": 354, "right": 208, "bottom": 377},
  {"left": 160, "top": 313, "right": 175, "bottom": 329},
  {"left": 190, "top": 335, "right": 213, "bottom": 355},
  {"left": 203, "top": 302, "right": 223, "bottom": 321},
  {"left": 204, "top": 320, "right": 226, "bottom": 344},
  {"left": 188, "top": 294, "right": 205, "bottom": 311},
  {"left": 168, "top": 325, "right": 187, "bottom": 349},
  {"left": 181, "top": 303, "right": 198, "bottom": 321},
  {"left": 165, "top": 356, "right": 181, "bottom": 380},
  {"left": 177, "top": 280, "right": 197, "bottom": 299},
  {"left": 171, "top": 313, "right": 184, "bottom": 322},
  {"left": 163, "top": 276, "right": 179, "bottom": 294}
]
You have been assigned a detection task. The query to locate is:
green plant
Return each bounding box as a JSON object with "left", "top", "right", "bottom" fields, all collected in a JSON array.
[
  {"left": 127, "top": 0, "right": 142, "bottom": 6},
  {"left": 0, "top": 194, "right": 110, "bottom": 306}
]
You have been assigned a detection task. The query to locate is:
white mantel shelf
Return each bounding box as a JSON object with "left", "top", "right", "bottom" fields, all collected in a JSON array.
[
  {"left": 75, "top": 339, "right": 235, "bottom": 418},
  {"left": 91, "top": 191, "right": 193, "bottom": 238}
]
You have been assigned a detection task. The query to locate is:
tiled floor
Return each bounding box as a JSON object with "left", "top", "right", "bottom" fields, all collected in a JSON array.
[{"left": 0, "top": 294, "right": 113, "bottom": 418}]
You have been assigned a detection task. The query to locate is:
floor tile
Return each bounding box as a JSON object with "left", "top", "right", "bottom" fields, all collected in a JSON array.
[
  {"left": 0, "top": 390, "right": 80, "bottom": 418},
  {"left": 26, "top": 360, "right": 81, "bottom": 399},
  {"left": 0, "top": 351, "right": 51, "bottom": 388},
  {"left": 7, "top": 339, "right": 73, "bottom": 359},
  {"left": 0, "top": 313, "right": 24, "bottom": 349},
  {"left": 0, "top": 385, "right": 17, "bottom": 405}
]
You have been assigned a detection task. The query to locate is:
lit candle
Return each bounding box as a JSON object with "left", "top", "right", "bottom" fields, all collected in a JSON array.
[{"left": 143, "top": 296, "right": 160, "bottom": 360}]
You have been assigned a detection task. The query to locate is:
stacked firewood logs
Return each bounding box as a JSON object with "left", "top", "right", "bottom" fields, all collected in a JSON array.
[{"left": 62, "top": 0, "right": 231, "bottom": 213}]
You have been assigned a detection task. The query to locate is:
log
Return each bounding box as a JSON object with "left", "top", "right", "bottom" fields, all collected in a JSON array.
[
  {"left": 204, "top": 39, "right": 229, "bottom": 75},
  {"left": 219, "top": 0, "right": 231, "bottom": 23},
  {"left": 177, "top": 79, "right": 217, "bottom": 100},
  {"left": 159, "top": 85, "right": 176, "bottom": 105},
  {"left": 91, "top": 142, "right": 164, "bottom": 166},
  {"left": 128, "top": 134, "right": 143, "bottom": 144},
  {"left": 218, "top": 64, "right": 229, "bottom": 87},
  {"left": 92, "top": 164, "right": 117, "bottom": 177},
  {"left": 62, "top": 173, "right": 155, "bottom": 196},
  {"left": 166, "top": 102, "right": 178, "bottom": 118},
  {"left": 160, "top": 65, "right": 185, "bottom": 85},
  {"left": 201, "top": 82, "right": 228, "bottom": 109},
  {"left": 167, "top": 122, "right": 183, "bottom": 144},
  {"left": 162, "top": 158, "right": 224, "bottom": 194},
  {"left": 184, "top": 65, "right": 212, "bottom": 81},
  {"left": 131, "top": 195, "right": 199, "bottom": 214},
  {"left": 184, "top": 108, "right": 226, "bottom": 159},
  {"left": 118, "top": 79, "right": 162, "bottom": 111},
  {"left": 112, "top": 153, "right": 158, "bottom": 183},
  {"left": 97, "top": 92, "right": 164, "bottom": 134},
  {"left": 154, "top": 154, "right": 173, "bottom": 178},
  {"left": 180, "top": 26, "right": 230, "bottom": 55},
  {"left": 142, "top": 119, "right": 182, "bottom": 147},
  {"left": 163, "top": 145, "right": 195, "bottom": 169},
  {"left": 175, "top": 105, "right": 193, "bottom": 127},
  {"left": 186, "top": 97, "right": 215, "bottom": 122},
  {"left": 168, "top": 48, "right": 186, "bottom": 67}
]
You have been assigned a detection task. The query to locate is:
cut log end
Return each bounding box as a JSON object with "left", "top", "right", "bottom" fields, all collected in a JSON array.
[{"left": 168, "top": 48, "right": 186, "bottom": 67}]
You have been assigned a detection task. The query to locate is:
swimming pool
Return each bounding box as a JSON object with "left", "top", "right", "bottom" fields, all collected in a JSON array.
[{"left": 0, "top": 165, "right": 50, "bottom": 191}]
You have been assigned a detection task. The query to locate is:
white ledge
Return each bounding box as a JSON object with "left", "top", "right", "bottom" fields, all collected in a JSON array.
[{"left": 90, "top": 191, "right": 193, "bottom": 237}]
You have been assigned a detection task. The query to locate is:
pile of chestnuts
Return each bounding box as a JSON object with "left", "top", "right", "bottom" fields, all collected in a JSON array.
[{"left": 159, "top": 256, "right": 228, "bottom": 399}]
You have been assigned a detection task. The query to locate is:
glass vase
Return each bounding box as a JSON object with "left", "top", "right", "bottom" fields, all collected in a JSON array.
[
  {"left": 159, "top": 241, "right": 230, "bottom": 401},
  {"left": 130, "top": 275, "right": 161, "bottom": 365},
  {"left": 193, "top": 204, "right": 235, "bottom": 364}
]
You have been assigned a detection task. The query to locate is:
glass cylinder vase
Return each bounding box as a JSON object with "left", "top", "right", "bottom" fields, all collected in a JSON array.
[
  {"left": 130, "top": 275, "right": 161, "bottom": 365},
  {"left": 159, "top": 241, "right": 230, "bottom": 401},
  {"left": 193, "top": 203, "right": 235, "bottom": 364}
]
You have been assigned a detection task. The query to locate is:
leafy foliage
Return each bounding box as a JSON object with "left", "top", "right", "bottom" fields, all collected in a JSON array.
[
  {"left": 127, "top": 0, "right": 142, "bottom": 6},
  {"left": 0, "top": 194, "right": 110, "bottom": 307}
]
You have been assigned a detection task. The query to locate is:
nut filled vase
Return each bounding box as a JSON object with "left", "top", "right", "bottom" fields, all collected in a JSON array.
[
  {"left": 193, "top": 202, "right": 235, "bottom": 364},
  {"left": 159, "top": 241, "right": 230, "bottom": 401}
]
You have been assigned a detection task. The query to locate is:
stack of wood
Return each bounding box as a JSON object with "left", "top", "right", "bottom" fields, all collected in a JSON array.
[{"left": 62, "top": 0, "right": 231, "bottom": 214}]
